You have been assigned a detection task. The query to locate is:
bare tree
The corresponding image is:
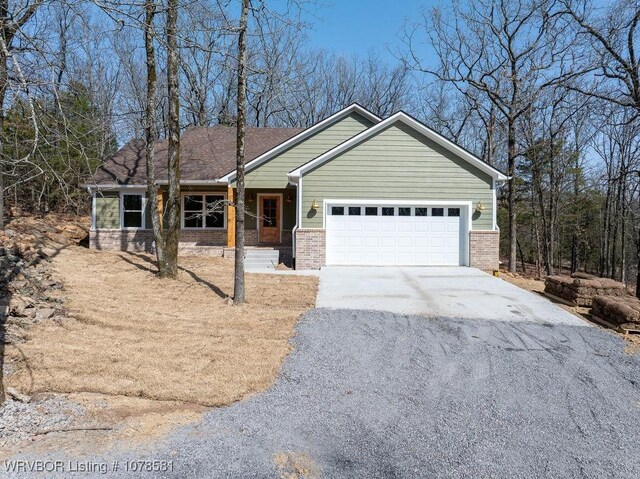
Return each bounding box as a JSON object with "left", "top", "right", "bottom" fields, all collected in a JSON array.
[
  {"left": 404, "top": 0, "right": 572, "bottom": 272},
  {"left": 234, "top": 0, "right": 249, "bottom": 304},
  {"left": 0, "top": 0, "right": 44, "bottom": 227},
  {"left": 163, "top": 0, "right": 181, "bottom": 278},
  {"left": 144, "top": 0, "right": 168, "bottom": 275}
]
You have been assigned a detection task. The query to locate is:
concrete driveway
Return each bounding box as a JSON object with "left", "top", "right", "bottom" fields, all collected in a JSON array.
[{"left": 317, "top": 266, "right": 585, "bottom": 326}]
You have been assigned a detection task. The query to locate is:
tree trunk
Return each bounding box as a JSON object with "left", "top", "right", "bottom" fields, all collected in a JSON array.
[
  {"left": 636, "top": 224, "right": 640, "bottom": 299},
  {"left": 0, "top": 47, "right": 6, "bottom": 229},
  {"left": 233, "top": 0, "right": 249, "bottom": 304},
  {"left": 163, "top": 0, "right": 180, "bottom": 278},
  {"left": 507, "top": 117, "right": 517, "bottom": 273},
  {"left": 0, "top": 46, "right": 5, "bottom": 406},
  {"left": 144, "top": 0, "right": 166, "bottom": 272}
]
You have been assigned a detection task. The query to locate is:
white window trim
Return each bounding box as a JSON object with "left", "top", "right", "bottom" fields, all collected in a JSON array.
[
  {"left": 120, "top": 191, "right": 147, "bottom": 230},
  {"left": 256, "top": 193, "right": 284, "bottom": 243},
  {"left": 181, "top": 192, "right": 228, "bottom": 230}
]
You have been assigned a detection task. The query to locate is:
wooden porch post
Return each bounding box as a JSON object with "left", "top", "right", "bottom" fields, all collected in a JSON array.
[
  {"left": 157, "top": 187, "right": 164, "bottom": 228},
  {"left": 227, "top": 186, "right": 236, "bottom": 247}
]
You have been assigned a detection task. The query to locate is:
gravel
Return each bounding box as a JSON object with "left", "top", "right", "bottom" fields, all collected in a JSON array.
[
  {"left": 6, "top": 308, "right": 640, "bottom": 478},
  {"left": 0, "top": 395, "right": 87, "bottom": 448}
]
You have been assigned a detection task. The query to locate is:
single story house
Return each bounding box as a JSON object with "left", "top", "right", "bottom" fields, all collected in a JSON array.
[{"left": 87, "top": 103, "right": 507, "bottom": 270}]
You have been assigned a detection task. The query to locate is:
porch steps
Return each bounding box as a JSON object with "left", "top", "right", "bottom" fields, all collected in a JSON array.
[{"left": 244, "top": 249, "right": 280, "bottom": 270}]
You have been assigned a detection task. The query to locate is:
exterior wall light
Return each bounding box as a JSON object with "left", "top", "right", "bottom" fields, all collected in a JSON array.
[
  {"left": 311, "top": 199, "right": 319, "bottom": 210},
  {"left": 475, "top": 200, "right": 486, "bottom": 212}
]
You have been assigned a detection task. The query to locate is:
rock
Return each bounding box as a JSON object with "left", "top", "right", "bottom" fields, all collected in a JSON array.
[
  {"left": 224, "top": 297, "right": 234, "bottom": 306},
  {"left": 35, "top": 308, "right": 56, "bottom": 320},
  {"left": 10, "top": 280, "right": 27, "bottom": 290},
  {"left": 6, "top": 387, "right": 30, "bottom": 403},
  {"left": 4, "top": 228, "right": 15, "bottom": 238},
  {"left": 37, "top": 247, "right": 57, "bottom": 261},
  {"left": 8, "top": 297, "right": 27, "bottom": 316}
]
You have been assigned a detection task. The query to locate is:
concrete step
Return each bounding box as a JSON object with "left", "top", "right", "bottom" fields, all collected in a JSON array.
[
  {"left": 245, "top": 250, "right": 279, "bottom": 259},
  {"left": 243, "top": 250, "right": 280, "bottom": 270}
]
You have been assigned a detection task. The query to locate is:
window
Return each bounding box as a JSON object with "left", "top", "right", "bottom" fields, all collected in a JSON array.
[
  {"left": 122, "top": 194, "right": 143, "bottom": 228},
  {"left": 382, "top": 207, "right": 395, "bottom": 216},
  {"left": 432, "top": 208, "right": 444, "bottom": 217},
  {"left": 365, "top": 207, "right": 378, "bottom": 216},
  {"left": 398, "top": 207, "right": 411, "bottom": 216},
  {"left": 182, "top": 194, "right": 225, "bottom": 229},
  {"left": 348, "top": 206, "right": 361, "bottom": 215},
  {"left": 415, "top": 207, "right": 428, "bottom": 217},
  {"left": 331, "top": 206, "right": 344, "bottom": 215},
  {"left": 262, "top": 198, "right": 277, "bottom": 227},
  {"left": 448, "top": 208, "right": 460, "bottom": 217}
]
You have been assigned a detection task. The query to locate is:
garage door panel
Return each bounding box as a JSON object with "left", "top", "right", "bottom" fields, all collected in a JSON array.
[{"left": 325, "top": 203, "right": 467, "bottom": 266}]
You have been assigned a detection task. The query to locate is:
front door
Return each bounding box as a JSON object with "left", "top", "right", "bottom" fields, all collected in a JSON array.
[{"left": 259, "top": 195, "right": 280, "bottom": 244}]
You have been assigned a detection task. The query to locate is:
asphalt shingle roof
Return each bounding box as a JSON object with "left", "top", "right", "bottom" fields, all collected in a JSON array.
[{"left": 91, "top": 125, "right": 304, "bottom": 185}]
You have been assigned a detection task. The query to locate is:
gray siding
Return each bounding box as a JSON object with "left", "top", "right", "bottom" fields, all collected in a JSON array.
[
  {"left": 301, "top": 122, "right": 494, "bottom": 230},
  {"left": 241, "top": 113, "right": 374, "bottom": 189},
  {"left": 95, "top": 191, "right": 120, "bottom": 229}
]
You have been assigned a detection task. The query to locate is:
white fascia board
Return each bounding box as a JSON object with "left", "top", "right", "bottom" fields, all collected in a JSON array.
[
  {"left": 86, "top": 184, "right": 147, "bottom": 192},
  {"left": 156, "top": 180, "right": 227, "bottom": 185},
  {"left": 288, "top": 112, "right": 508, "bottom": 181},
  {"left": 220, "top": 103, "right": 382, "bottom": 184}
]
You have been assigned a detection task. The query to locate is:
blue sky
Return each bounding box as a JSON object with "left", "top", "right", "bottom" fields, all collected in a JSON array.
[{"left": 303, "top": 0, "right": 434, "bottom": 64}]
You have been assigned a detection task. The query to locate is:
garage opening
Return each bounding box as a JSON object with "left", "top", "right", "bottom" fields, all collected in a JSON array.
[{"left": 325, "top": 202, "right": 470, "bottom": 266}]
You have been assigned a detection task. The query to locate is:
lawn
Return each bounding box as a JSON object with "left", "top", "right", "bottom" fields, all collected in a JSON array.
[{"left": 6, "top": 246, "right": 318, "bottom": 406}]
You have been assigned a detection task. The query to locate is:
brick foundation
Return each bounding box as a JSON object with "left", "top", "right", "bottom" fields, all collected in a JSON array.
[
  {"left": 469, "top": 230, "right": 500, "bottom": 271},
  {"left": 90, "top": 228, "right": 293, "bottom": 260},
  {"left": 295, "top": 228, "right": 326, "bottom": 269},
  {"left": 90, "top": 230, "right": 155, "bottom": 252}
]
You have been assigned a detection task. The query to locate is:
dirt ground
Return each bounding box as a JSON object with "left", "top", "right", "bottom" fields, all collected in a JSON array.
[
  {"left": 501, "top": 273, "right": 640, "bottom": 353},
  {"left": 3, "top": 244, "right": 317, "bottom": 454}
]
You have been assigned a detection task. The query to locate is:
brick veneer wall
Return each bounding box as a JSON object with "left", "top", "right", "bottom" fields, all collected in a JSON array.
[
  {"left": 90, "top": 228, "right": 290, "bottom": 257},
  {"left": 91, "top": 229, "right": 230, "bottom": 256},
  {"left": 90, "top": 230, "right": 155, "bottom": 252},
  {"left": 295, "top": 228, "right": 326, "bottom": 269},
  {"left": 469, "top": 230, "right": 500, "bottom": 271}
]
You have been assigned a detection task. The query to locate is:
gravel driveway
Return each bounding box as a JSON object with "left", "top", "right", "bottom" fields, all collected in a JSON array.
[{"left": 15, "top": 308, "right": 639, "bottom": 478}]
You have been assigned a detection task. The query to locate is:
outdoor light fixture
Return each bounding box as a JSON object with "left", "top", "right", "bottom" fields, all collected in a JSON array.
[
  {"left": 311, "top": 199, "right": 319, "bottom": 210},
  {"left": 475, "top": 200, "right": 486, "bottom": 212},
  {"left": 247, "top": 193, "right": 255, "bottom": 202},
  {"left": 286, "top": 194, "right": 293, "bottom": 203}
]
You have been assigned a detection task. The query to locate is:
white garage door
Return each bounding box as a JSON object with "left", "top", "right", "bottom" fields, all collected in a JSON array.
[{"left": 325, "top": 203, "right": 468, "bottom": 266}]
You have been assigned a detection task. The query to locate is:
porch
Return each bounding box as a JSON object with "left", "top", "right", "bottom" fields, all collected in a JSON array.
[{"left": 89, "top": 185, "right": 297, "bottom": 266}]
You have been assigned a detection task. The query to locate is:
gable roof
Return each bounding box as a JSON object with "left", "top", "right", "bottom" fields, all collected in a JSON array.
[
  {"left": 219, "top": 103, "right": 381, "bottom": 183},
  {"left": 89, "top": 125, "right": 303, "bottom": 186},
  {"left": 288, "top": 111, "right": 509, "bottom": 181}
]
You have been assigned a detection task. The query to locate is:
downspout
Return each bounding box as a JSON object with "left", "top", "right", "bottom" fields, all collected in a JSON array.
[{"left": 290, "top": 175, "right": 301, "bottom": 261}]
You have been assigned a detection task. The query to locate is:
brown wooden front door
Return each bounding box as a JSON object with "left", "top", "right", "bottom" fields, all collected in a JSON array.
[{"left": 259, "top": 195, "right": 280, "bottom": 243}]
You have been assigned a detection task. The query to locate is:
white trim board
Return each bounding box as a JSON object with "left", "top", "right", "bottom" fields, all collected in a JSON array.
[
  {"left": 220, "top": 103, "right": 381, "bottom": 183},
  {"left": 288, "top": 111, "right": 509, "bottom": 182}
]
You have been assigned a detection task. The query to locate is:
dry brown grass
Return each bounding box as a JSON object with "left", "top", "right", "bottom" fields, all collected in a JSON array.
[{"left": 6, "top": 246, "right": 318, "bottom": 406}]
